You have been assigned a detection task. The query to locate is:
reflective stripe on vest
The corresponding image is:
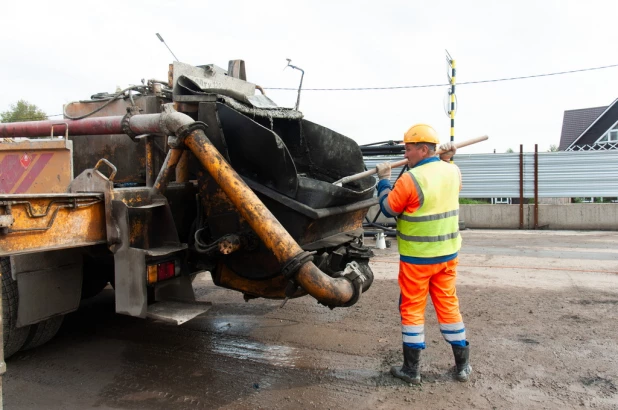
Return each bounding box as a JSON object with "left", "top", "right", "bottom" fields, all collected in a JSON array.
[{"left": 397, "top": 160, "right": 462, "bottom": 258}]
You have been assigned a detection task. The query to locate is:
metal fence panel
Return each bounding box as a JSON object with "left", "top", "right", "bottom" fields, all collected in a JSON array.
[
  {"left": 364, "top": 150, "right": 618, "bottom": 198},
  {"left": 536, "top": 151, "right": 618, "bottom": 198}
]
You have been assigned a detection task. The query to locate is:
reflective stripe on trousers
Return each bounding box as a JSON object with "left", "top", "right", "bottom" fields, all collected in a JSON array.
[{"left": 399, "top": 257, "right": 466, "bottom": 347}]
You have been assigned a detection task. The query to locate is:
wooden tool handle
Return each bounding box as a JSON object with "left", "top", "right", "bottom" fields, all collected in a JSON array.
[{"left": 333, "top": 135, "right": 488, "bottom": 186}]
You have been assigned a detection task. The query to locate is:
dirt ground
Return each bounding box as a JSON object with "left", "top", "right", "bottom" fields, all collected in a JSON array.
[{"left": 3, "top": 230, "right": 618, "bottom": 409}]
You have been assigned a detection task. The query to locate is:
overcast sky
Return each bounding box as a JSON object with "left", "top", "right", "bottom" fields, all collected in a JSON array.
[{"left": 2, "top": 0, "right": 617, "bottom": 153}]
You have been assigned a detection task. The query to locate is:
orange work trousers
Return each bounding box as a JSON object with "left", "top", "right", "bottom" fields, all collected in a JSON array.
[{"left": 399, "top": 257, "right": 462, "bottom": 326}]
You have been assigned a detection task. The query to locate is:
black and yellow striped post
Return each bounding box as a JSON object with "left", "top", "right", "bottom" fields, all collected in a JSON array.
[{"left": 446, "top": 50, "right": 456, "bottom": 162}]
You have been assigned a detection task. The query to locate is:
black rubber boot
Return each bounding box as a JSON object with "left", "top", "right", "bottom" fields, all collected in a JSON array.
[
  {"left": 390, "top": 345, "right": 421, "bottom": 385},
  {"left": 452, "top": 341, "right": 472, "bottom": 382}
]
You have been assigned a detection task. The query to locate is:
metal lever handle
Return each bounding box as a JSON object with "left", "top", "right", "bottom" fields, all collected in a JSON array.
[{"left": 94, "top": 158, "right": 118, "bottom": 181}]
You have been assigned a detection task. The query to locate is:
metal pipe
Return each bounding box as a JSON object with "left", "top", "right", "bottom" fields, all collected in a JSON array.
[
  {"left": 153, "top": 149, "right": 183, "bottom": 195},
  {"left": 534, "top": 144, "right": 539, "bottom": 229},
  {"left": 0, "top": 117, "right": 124, "bottom": 138},
  {"left": 285, "top": 59, "right": 304, "bottom": 111},
  {"left": 519, "top": 144, "right": 524, "bottom": 229},
  {"left": 214, "top": 263, "right": 307, "bottom": 299},
  {"left": 295, "top": 70, "right": 304, "bottom": 111},
  {"left": 447, "top": 52, "right": 456, "bottom": 162},
  {"left": 184, "top": 129, "right": 358, "bottom": 307},
  {"left": 145, "top": 136, "right": 155, "bottom": 187},
  {"left": 175, "top": 151, "right": 190, "bottom": 183},
  {"left": 0, "top": 111, "right": 193, "bottom": 139},
  {"left": 364, "top": 222, "right": 396, "bottom": 232}
]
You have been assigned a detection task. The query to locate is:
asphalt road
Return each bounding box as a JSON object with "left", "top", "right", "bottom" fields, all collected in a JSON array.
[{"left": 3, "top": 230, "right": 618, "bottom": 409}]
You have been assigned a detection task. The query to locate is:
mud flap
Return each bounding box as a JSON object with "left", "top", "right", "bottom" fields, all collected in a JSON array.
[
  {"left": 112, "top": 196, "right": 201, "bottom": 323},
  {"left": 12, "top": 250, "right": 82, "bottom": 327}
]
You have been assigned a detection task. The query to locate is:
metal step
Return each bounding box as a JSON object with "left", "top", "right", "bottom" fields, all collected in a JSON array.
[
  {"left": 144, "top": 244, "right": 188, "bottom": 257},
  {"left": 146, "top": 300, "right": 211, "bottom": 325}
]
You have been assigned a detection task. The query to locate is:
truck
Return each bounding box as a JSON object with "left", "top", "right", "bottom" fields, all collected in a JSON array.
[{"left": 0, "top": 60, "right": 377, "bottom": 358}]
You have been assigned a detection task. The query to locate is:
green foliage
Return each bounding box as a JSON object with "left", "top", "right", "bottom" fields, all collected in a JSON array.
[
  {"left": 505, "top": 148, "right": 514, "bottom": 153},
  {"left": 572, "top": 197, "right": 617, "bottom": 203},
  {"left": 0, "top": 100, "right": 47, "bottom": 123},
  {"left": 459, "top": 198, "right": 489, "bottom": 204},
  {"left": 547, "top": 144, "right": 559, "bottom": 152}
]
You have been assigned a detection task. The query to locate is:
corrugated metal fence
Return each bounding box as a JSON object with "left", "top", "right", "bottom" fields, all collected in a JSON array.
[{"left": 364, "top": 150, "right": 618, "bottom": 198}]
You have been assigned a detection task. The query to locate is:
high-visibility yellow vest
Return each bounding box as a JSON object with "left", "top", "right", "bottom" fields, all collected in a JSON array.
[{"left": 397, "top": 160, "right": 462, "bottom": 258}]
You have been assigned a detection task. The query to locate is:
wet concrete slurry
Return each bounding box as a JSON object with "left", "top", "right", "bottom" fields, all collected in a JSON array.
[{"left": 4, "top": 230, "right": 618, "bottom": 409}]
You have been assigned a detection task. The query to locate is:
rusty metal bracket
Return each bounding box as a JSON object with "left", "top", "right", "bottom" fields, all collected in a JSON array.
[
  {"left": 346, "top": 242, "right": 374, "bottom": 260},
  {"left": 70, "top": 168, "right": 119, "bottom": 249},
  {"left": 121, "top": 106, "right": 142, "bottom": 142},
  {"left": 7, "top": 206, "right": 63, "bottom": 233},
  {"left": 0, "top": 203, "right": 14, "bottom": 234},
  {"left": 339, "top": 261, "right": 366, "bottom": 308},
  {"left": 0, "top": 214, "right": 14, "bottom": 228},
  {"left": 0, "top": 198, "right": 101, "bottom": 234}
]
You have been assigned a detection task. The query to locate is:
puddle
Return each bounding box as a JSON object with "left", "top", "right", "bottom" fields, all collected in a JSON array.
[{"left": 211, "top": 338, "right": 299, "bottom": 368}]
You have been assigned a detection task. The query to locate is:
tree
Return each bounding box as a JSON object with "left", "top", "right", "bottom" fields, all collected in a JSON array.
[
  {"left": 1, "top": 100, "right": 47, "bottom": 123},
  {"left": 505, "top": 148, "right": 514, "bottom": 153},
  {"left": 547, "top": 144, "right": 559, "bottom": 152}
]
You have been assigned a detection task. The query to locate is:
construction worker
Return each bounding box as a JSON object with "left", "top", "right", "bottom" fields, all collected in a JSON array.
[{"left": 376, "top": 123, "right": 471, "bottom": 384}]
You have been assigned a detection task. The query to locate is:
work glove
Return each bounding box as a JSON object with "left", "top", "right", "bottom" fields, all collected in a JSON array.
[
  {"left": 376, "top": 162, "right": 391, "bottom": 180},
  {"left": 439, "top": 142, "right": 457, "bottom": 160}
]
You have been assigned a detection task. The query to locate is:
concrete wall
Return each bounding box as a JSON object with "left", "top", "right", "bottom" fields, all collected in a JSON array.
[
  {"left": 461, "top": 204, "right": 618, "bottom": 230},
  {"left": 460, "top": 205, "right": 522, "bottom": 229},
  {"left": 368, "top": 204, "right": 618, "bottom": 230},
  {"left": 538, "top": 197, "right": 571, "bottom": 205},
  {"left": 535, "top": 204, "right": 618, "bottom": 230}
]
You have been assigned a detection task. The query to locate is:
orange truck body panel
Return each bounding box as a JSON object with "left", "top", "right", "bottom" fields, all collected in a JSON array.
[
  {"left": 0, "top": 197, "right": 106, "bottom": 256},
  {"left": 0, "top": 138, "right": 107, "bottom": 257}
]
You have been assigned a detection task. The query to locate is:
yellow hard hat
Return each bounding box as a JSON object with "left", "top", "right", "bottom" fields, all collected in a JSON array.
[{"left": 403, "top": 124, "right": 440, "bottom": 144}]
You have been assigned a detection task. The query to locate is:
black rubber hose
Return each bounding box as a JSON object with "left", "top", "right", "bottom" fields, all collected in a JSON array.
[{"left": 63, "top": 85, "right": 146, "bottom": 120}]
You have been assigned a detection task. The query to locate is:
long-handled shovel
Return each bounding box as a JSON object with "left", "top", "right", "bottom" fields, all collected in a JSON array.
[{"left": 333, "top": 135, "right": 488, "bottom": 186}]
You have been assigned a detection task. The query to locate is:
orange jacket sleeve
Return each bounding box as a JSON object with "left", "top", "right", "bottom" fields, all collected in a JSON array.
[{"left": 386, "top": 173, "right": 421, "bottom": 215}]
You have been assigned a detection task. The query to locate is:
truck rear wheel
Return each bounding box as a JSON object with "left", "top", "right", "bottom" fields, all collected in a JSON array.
[
  {"left": 81, "top": 255, "right": 113, "bottom": 299},
  {"left": 20, "top": 315, "right": 64, "bottom": 351},
  {"left": 2, "top": 258, "right": 31, "bottom": 359}
]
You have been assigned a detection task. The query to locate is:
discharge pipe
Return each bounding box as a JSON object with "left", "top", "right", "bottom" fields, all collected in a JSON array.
[
  {"left": 182, "top": 127, "right": 359, "bottom": 307},
  {"left": 0, "top": 109, "right": 365, "bottom": 308}
]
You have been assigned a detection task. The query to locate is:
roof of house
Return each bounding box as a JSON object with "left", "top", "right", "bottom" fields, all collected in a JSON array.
[{"left": 559, "top": 106, "right": 607, "bottom": 150}]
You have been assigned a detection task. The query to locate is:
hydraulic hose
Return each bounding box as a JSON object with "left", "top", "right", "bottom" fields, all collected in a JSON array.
[{"left": 64, "top": 85, "right": 147, "bottom": 120}]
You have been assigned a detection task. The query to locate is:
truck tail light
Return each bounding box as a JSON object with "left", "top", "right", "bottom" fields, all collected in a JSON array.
[
  {"left": 158, "top": 261, "right": 175, "bottom": 281},
  {"left": 147, "top": 265, "right": 157, "bottom": 284},
  {"left": 147, "top": 261, "right": 180, "bottom": 284}
]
